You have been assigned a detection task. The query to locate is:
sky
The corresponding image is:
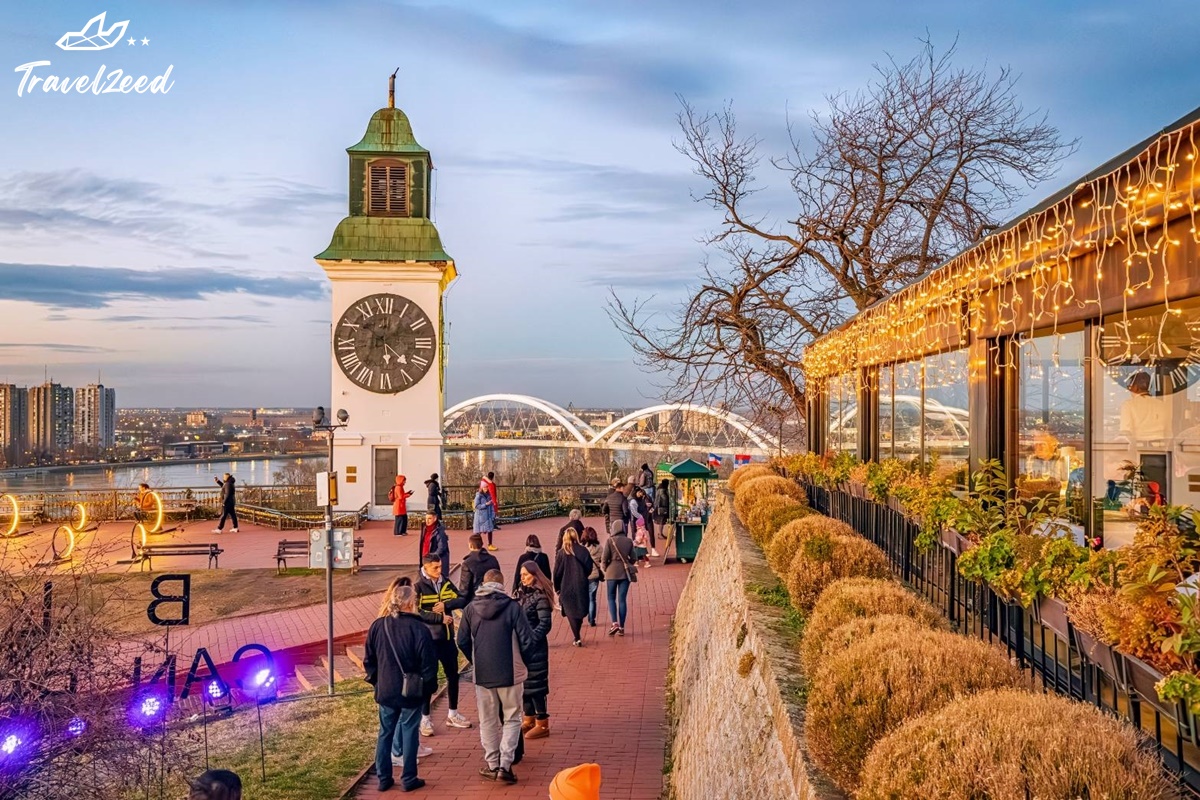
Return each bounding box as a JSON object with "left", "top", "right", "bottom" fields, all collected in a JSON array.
[{"left": 0, "top": 1, "right": 1198, "bottom": 409}]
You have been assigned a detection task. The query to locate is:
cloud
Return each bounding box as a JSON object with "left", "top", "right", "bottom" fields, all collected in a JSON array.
[
  {"left": 0, "top": 263, "right": 327, "bottom": 309},
  {"left": 97, "top": 314, "right": 269, "bottom": 324},
  {"left": 0, "top": 342, "right": 115, "bottom": 353}
]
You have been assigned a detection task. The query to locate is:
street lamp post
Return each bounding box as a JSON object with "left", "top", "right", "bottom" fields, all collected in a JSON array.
[{"left": 312, "top": 405, "right": 348, "bottom": 697}]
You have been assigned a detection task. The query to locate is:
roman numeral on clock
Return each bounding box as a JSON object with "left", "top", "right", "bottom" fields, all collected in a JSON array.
[
  {"left": 336, "top": 337, "right": 355, "bottom": 351},
  {"left": 400, "top": 369, "right": 413, "bottom": 384},
  {"left": 414, "top": 337, "right": 432, "bottom": 349},
  {"left": 379, "top": 372, "right": 392, "bottom": 391},
  {"left": 410, "top": 318, "right": 428, "bottom": 331},
  {"left": 355, "top": 301, "right": 374, "bottom": 318},
  {"left": 340, "top": 352, "right": 362, "bottom": 371},
  {"left": 355, "top": 365, "right": 374, "bottom": 385},
  {"left": 412, "top": 355, "right": 429, "bottom": 368},
  {"left": 374, "top": 297, "right": 394, "bottom": 315}
]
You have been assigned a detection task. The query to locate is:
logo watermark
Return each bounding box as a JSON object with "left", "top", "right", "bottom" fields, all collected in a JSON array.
[{"left": 15, "top": 12, "right": 174, "bottom": 97}]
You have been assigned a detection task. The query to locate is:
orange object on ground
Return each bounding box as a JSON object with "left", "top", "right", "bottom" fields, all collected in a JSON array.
[{"left": 549, "top": 763, "right": 601, "bottom": 800}]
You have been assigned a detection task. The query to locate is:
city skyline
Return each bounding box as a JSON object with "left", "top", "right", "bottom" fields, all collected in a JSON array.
[{"left": 1, "top": 2, "right": 1199, "bottom": 408}]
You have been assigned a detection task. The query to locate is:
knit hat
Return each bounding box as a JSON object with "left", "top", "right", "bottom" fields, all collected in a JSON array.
[{"left": 549, "top": 763, "right": 601, "bottom": 800}]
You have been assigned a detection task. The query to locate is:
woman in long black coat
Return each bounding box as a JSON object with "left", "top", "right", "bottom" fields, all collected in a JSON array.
[
  {"left": 512, "top": 534, "right": 553, "bottom": 591},
  {"left": 514, "top": 561, "right": 554, "bottom": 740},
  {"left": 552, "top": 528, "right": 594, "bottom": 647}
]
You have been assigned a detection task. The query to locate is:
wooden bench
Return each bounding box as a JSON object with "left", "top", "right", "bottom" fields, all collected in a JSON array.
[
  {"left": 275, "top": 537, "right": 364, "bottom": 573},
  {"left": 137, "top": 542, "right": 222, "bottom": 571},
  {"left": 579, "top": 491, "right": 608, "bottom": 513}
]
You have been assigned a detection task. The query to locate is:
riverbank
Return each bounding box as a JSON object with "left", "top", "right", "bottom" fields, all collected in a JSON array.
[{"left": 0, "top": 453, "right": 324, "bottom": 492}]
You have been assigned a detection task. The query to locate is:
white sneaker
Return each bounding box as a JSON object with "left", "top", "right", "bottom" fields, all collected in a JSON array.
[
  {"left": 419, "top": 716, "right": 434, "bottom": 737},
  {"left": 390, "top": 745, "right": 432, "bottom": 766},
  {"left": 650, "top": 548, "right": 660, "bottom": 557},
  {"left": 231, "top": 528, "right": 239, "bottom": 533},
  {"left": 446, "top": 710, "right": 472, "bottom": 729},
  {"left": 212, "top": 528, "right": 223, "bottom": 534}
]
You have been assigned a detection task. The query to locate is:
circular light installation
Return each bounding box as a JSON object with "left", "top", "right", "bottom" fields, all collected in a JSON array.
[
  {"left": 65, "top": 718, "right": 86, "bottom": 738},
  {"left": 71, "top": 502, "right": 88, "bottom": 531},
  {"left": 145, "top": 491, "right": 164, "bottom": 534},
  {"left": 1, "top": 494, "right": 18, "bottom": 538},
  {"left": 51, "top": 525, "right": 76, "bottom": 562},
  {"left": 134, "top": 523, "right": 147, "bottom": 550}
]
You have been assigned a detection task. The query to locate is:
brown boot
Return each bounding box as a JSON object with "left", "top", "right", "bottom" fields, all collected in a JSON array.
[
  {"left": 526, "top": 718, "right": 550, "bottom": 740},
  {"left": 520, "top": 715, "right": 536, "bottom": 733}
]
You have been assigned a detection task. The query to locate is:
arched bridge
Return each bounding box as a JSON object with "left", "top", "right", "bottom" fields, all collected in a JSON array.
[{"left": 443, "top": 394, "right": 778, "bottom": 456}]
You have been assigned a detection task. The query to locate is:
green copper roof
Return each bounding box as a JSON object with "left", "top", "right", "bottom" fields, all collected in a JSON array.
[
  {"left": 346, "top": 107, "right": 430, "bottom": 155},
  {"left": 315, "top": 216, "right": 451, "bottom": 262}
]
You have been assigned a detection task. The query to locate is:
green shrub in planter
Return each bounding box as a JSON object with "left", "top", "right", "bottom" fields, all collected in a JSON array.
[
  {"left": 733, "top": 475, "right": 806, "bottom": 522},
  {"left": 784, "top": 532, "right": 892, "bottom": 612},
  {"left": 743, "top": 494, "right": 808, "bottom": 546},
  {"left": 858, "top": 688, "right": 1175, "bottom": 799},
  {"left": 766, "top": 515, "right": 853, "bottom": 577},
  {"left": 807, "top": 627, "right": 1022, "bottom": 793}
]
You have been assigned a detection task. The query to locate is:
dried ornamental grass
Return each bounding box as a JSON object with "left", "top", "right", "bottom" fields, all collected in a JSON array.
[
  {"left": 801, "top": 614, "right": 934, "bottom": 677},
  {"left": 733, "top": 475, "right": 806, "bottom": 522},
  {"left": 766, "top": 515, "right": 854, "bottom": 577},
  {"left": 858, "top": 689, "right": 1176, "bottom": 800},
  {"left": 784, "top": 533, "right": 892, "bottom": 612},
  {"left": 744, "top": 496, "right": 809, "bottom": 546},
  {"left": 801, "top": 578, "right": 945, "bottom": 675},
  {"left": 727, "top": 464, "right": 776, "bottom": 492},
  {"left": 806, "top": 628, "right": 1023, "bottom": 792}
]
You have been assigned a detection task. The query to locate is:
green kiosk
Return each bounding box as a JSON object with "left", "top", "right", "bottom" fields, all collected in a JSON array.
[{"left": 666, "top": 458, "right": 717, "bottom": 563}]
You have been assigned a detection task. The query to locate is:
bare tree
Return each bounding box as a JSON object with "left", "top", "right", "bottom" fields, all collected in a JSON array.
[{"left": 610, "top": 38, "right": 1077, "bottom": 418}]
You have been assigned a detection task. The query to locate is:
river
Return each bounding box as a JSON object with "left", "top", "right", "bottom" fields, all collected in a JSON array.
[{"left": 0, "top": 455, "right": 322, "bottom": 492}]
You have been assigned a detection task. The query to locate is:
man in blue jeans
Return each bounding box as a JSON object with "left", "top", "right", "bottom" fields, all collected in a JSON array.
[{"left": 363, "top": 582, "right": 437, "bottom": 792}]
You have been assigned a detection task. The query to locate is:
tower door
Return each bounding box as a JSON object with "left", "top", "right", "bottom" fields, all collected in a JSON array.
[{"left": 374, "top": 447, "right": 399, "bottom": 506}]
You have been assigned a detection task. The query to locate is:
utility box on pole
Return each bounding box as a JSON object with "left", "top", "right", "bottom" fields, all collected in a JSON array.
[{"left": 309, "top": 528, "right": 354, "bottom": 569}]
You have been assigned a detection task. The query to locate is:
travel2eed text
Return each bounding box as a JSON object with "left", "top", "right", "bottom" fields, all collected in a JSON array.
[{"left": 14, "top": 61, "right": 174, "bottom": 97}]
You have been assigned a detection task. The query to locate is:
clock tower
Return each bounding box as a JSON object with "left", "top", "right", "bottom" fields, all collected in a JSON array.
[{"left": 315, "top": 79, "right": 456, "bottom": 516}]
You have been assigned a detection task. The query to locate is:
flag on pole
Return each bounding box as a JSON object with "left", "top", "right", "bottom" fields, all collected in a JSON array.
[
  {"left": 734, "top": 454, "right": 752, "bottom": 467},
  {"left": 707, "top": 453, "right": 723, "bottom": 467}
]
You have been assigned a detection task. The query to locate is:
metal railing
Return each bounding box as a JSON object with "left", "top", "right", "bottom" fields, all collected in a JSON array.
[
  {"left": 805, "top": 483, "right": 1200, "bottom": 796},
  {"left": 0, "top": 486, "right": 318, "bottom": 525}
]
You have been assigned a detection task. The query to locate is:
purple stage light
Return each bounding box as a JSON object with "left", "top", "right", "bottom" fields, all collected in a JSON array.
[
  {"left": 65, "top": 718, "right": 86, "bottom": 738},
  {"left": 1, "top": 733, "right": 21, "bottom": 756},
  {"left": 140, "top": 696, "right": 162, "bottom": 718},
  {"left": 206, "top": 680, "right": 228, "bottom": 701},
  {"left": 252, "top": 668, "right": 274, "bottom": 688}
]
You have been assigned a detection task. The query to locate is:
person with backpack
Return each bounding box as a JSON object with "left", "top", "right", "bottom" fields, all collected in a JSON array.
[
  {"left": 389, "top": 475, "right": 414, "bottom": 537},
  {"left": 363, "top": 581, "right": 438, "bottom": 793},
  {"left": 457, "top": 569, "right": 539, "bottom": 785},
  {"left": 414, "top": 554, "right": 474, "bottom": 736}
]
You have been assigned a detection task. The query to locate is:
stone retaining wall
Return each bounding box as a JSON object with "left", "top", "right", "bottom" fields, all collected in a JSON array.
[{"left": 667, "top": 496, "right": 841, "bottom": 800}]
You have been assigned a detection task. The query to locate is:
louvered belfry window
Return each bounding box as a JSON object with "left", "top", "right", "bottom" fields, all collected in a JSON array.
[{"left": 368, "top": 161, "right": 408, "bottom": 215}]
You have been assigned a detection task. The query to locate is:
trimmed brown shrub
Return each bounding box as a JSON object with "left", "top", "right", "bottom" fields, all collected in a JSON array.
[
  {"left": 803, "top": 614, "right": 931, "bottom": 676},
  {"left": 807, "top": 628, "right": 1023, "bottom": 793},
  {"left": 784, "top": 533, "right": 892, "bottom": 612},
  {"left": 727, "top": 463, "right": 776, "bottom": 492},
  {"left": 743, "top": 495, "right": 809, "bottom": 546},
  {"left": 858, "top": 689, "right": 1175, "bottom": 800},
  {"left": 801, "top": 578, "right": 945, "bottom": 675},
  {"left": 733, "top": 475, "right": 806, "bottom": 522},
  {"left": 766, "top": 515, "right": 853, "bottom": 577}
]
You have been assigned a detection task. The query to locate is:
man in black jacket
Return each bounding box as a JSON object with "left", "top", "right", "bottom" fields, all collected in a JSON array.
[
  {"left": 460, "top": 534, "right": 501, "bottom": 602},
  {"left": 413, "top": 554, "right": 472, "bottom": 735},
  {"left": 602, "top": 482, "right": 631, "bottom": 533},
  {"left": 456, "top": 569, "right": 538, "bottom": 785},
  {"left": 363, "top": 583, "right": 437, "bottom": 793}
]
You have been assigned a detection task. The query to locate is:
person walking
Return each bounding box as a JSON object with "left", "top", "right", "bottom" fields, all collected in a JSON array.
[
  {"left": 514, "top": 562, "right": 554, "bottom": 740},
  {"left": 557, "top": 509, "right": 584, "bottom": 553},
  {"left": 188, "top": 770, "right": 242, "bottom": 800},
  {"left": 420, "top": 513, "right": 450, "bottom": 576},
  {"left": 639, "top": 463, "right": 655, "bottom": 499},
  {"left": 653, "top": 479, "right": 671, "bottom": 557},
  {"left": 460, "top": 534, "right": 501, "bottom": 602},
  {"left": 553, "top": 528, "right": 594, "bottom": 646},
  {"left": 212, "top": 473, "right": 238, "bottom": 533},
  {"left": 602, "top": 482, "right": 630, "bottom": 534},
  {"left": 363, "top": 581, "right": 437, "bottom": 793},
  {"left": 512, "top": 534, "right": 551, "bottom": 590},
  {"left": 414, "top": 554, "right": 474, "bottom": 737},
  {"left": 474, "top": 486, "right": 497, "bottom": 551},
  {"left": 632, "top": 486, "right": 658, "bottom": 558},
  {"left": 456, "top": 569, "right": 539, "bottom": 785},
  {"left": 601, "top": 520, "right": 636, "bottom": 636},
  {"left": 425, "top": 474, "right": 444, "bottom": 521},
  {"left": 581, "top": 526, "right": 604, "bottom": 628},
  {"left": 389, "top": 475, "right": 414, "bottom": 537},
  {"left": 481, "top": 471, "right": 500, "bottom": 529}
]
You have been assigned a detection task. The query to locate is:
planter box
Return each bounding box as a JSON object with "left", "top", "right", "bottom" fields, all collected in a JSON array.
[
  {"left": 1070, "top": 626, "right": 1123, "bottom": 682},
  {"left": 845, "top": 481, "right": 867, "bottom": 499},
  {"left": 1121, "top": 654, "right": 1195, "bottom": 742},
  {"left": 938, "top": 527, "right": 972, "bottom": 556},
  {"left": 887, "top": 497, "right": 905, "bottom": 515},
  {"left": 1032, "top": 596, "right": 1070, "bottom": 641}
]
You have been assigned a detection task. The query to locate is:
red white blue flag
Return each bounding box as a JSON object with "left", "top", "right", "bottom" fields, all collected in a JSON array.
[
  {"left": 734, "top": 454, "right": 752, "bottom": 467},
  {"left": 707, "top": 453, "right": 723, "bottom": 467}
]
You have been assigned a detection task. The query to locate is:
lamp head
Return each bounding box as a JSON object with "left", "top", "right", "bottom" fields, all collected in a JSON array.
[
  {"left": 312, "top": 406, "right": 326, "bottom": 427},
  {"left": 336, "top": 409, "right": 349, "bottom": 424}
]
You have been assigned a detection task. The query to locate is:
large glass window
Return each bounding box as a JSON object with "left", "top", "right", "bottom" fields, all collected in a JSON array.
[
  {"left": 1093, "top": 299, "right": 1200, "bottom": 547},
  {"left": 923, "top": 349, "right": 970, "bottom": 485},
  {"left": 892, "top": 360, "right": 923, "bottom": 462},
  {"left": 877, "top": 365, "right": 894, "bottom": 460},
  {"left": 825, "top": 372, "right": 859, "bottom": 454},
  {"left": 1016, "top": 331, "right": 1085, "bottom": 521}
]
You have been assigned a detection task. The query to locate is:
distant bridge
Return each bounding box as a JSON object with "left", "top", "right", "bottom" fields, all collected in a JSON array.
[{"left": 443, "top": 394, "right": 777, "bottom": 457}]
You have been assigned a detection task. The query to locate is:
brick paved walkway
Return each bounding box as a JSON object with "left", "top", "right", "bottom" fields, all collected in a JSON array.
[{"left": 352, "top": 516, "right": 688, "bottom": 800}]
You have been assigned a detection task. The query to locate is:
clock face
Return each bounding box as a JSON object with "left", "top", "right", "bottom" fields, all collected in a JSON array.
[{"left": 334, "top": 293, "right": 436, "bottom": 393}]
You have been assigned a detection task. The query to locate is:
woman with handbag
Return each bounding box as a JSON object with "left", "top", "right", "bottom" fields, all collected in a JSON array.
[
  {"left": 582, "top": 526, "right": 604, "bottom": 627},
  {"left": 514, "top": 562, "right": 555, "bottom": 739},
  {"left": 363, "top": 580, "right": 438, "bottom": 793},
  {"left": 601, "top": 520, "right": 637, "bottom": 637}
]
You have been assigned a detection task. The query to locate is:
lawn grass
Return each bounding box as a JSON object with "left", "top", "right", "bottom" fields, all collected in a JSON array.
[{"left": 176, "top": 679, "right": 377, "bottom": 800}]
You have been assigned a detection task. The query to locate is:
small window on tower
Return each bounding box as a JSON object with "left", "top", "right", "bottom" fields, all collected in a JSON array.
[{"left": 367, "top": 160, "right": 408, "bottom": 216}]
